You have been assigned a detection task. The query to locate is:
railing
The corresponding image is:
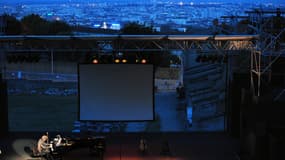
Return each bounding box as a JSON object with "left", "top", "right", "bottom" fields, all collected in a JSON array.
[{"left": 4, "top": 70, "right": 78, "bottom": 82}]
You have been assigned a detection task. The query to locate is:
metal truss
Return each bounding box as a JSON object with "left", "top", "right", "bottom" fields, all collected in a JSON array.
[
  {"left": 247, "top": 8, "right": 285, "bottom": 97},
  {"left": 220, "top": 8, "right": 285, "bottom": 98},
  {"left": 0, "top": 34, "right": 257, "bottom": 83},
  {"left": 0, "top": 35, "right": 257, "bottom": 53}
]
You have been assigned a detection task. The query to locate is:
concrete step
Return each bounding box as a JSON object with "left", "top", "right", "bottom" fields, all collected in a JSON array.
[
  {"left": 213, "top": 78, "right": 226, "bottom": 90},
  {"left": 186, "top": 81, "right": 215, "bottom": 92},
  {"left": 192, "top": 98, "right": 220, "bottom": 107},
  {"left": 184, "top": 64, "right": 221, "bottom": 75},
  {"left": 208, "top": 74, "right": 223, "bottom": 81},
  {"left": 188, "top": 88, "right": 214, "bottom": 97},
  {"left": 218, "top": 92, "right": 225, "bottom": 100},
  {"left": 191, "top": 91, "right": 220, "bottom": 104},
  {"left": 185, "top": 73, "right": 223, "bottom": 84},
  {"left": 184, "top": 67, "right": 223, "bottom": 82},
  {"left": 190, "top": 90, "right": 221, "bottom": 101},
  {"left": 185, "top": 76, "right": 208, "bottom": 84},
  {"left": 196, "top": 112, "right": 224, "bottom": 123},
  {"left": 192, "top": 104, "right": 217, "bottom": 121}
]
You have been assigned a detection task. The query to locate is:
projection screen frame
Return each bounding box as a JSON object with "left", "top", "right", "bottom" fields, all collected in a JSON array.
[{"left": 77, "top": 63, "right": 155, "bottom": 122}]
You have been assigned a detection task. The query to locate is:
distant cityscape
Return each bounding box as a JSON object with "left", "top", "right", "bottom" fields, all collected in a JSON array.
[{"left": 0, "top": 1, "right": 284, "bottom": 32}]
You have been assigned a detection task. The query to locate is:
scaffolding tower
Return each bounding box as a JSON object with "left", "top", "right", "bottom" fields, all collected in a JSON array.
[
  {"left": 222, "top": 8, "right": 285, "bottom": 98},
  {"left": 246, "top": 8, "right": 285, "bottom": 98}
]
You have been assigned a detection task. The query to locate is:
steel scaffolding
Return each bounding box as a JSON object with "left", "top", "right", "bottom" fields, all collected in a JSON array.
[
  {"left": 0, "top": 34, "right": 257, "bottom": 97},
  {"left": 0, "top": 34, "right": 257, "bottom": 74},
  {"left": 246, "top": 8, "right": 285, "bottom": 97},
  {"left": 221, "top": 8, "right": 285, "bottom": 98},
  {"left": 0, "top": 34, "right": 257, "bottom": 52}
]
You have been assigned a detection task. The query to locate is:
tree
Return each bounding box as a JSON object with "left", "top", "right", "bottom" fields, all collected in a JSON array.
[
  {"left": 120, "top": 22, "right": 156, "bottom": 34},
  {"left": 21, "top": 14, "right": 72, "bottom": 35},
  {"left": 48, "top": 20, "right": 72, "bottom": 35},
  {"left": 119, "top": 22, "right": 178, "bottom": 67},
  {"left": 236, "top": 19, "right": 253, "bottom": 34},
  {"left": 0, "top": 14, "right": 22, "bottom": 35},
  {"left": 21, "top": 14, "right": 49, "bottom": 35}
]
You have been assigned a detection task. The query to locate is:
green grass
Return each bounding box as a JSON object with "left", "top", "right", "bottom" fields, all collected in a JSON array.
[{"left": 8, "top": 95, "right": 77, "bottom": 132}]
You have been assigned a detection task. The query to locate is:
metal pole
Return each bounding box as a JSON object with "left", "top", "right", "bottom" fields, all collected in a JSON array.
[
  {"left": 258, "top": 51, "right": 261, "bottom": 96},
  {"left": 225, "top": 52, "right": 229, "bottom": 133},
  {"left": 179, "top": 52, "right": 184, "bottom": 85},
  {"left": 250, "top": 50, "right": 255, "bottom": 97},
  {"left": 0, "top": 46, "right": 3, "bottom": 73},
  {"left": 51, "top": 50, "right": 54, "bottom": 74},
  {"left": 0, "top": 43, "right": 5, "bottom": 79}
]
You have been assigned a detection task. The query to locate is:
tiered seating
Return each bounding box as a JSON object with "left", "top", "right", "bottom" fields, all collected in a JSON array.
[{"left": 184, "top": 63, "right": 226, "bottom": 124}]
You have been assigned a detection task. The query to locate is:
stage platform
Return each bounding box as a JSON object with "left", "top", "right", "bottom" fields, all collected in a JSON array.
[{"left": 0, "top": 132, "right": 239, "bottom": 160}]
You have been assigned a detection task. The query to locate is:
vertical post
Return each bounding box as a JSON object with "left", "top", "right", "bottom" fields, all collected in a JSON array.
[
  {"left": 0, "top": 43, "right": 5, "bottom": 79},
  {"left": 250, "top": 51, "right": 253, "bottom": 94},
  {"left": 268, "top": 55, "right": 272, "bottom": 83},
  {"left": 257, "top": 51, "right": 261, "bottom": 97},
  {"left": 51, "top": 50, "right": 54, "bottom": 74},
  {"left": 225, "top": 51, "right": 229, "bottom": 133},
  {"left": 0, "top": 70, "right": 8, "bottom": 136},
  {"left": 119, "top": 122, "right": 124, "bottom": 160},
  {"left": 0, "top": 45, "right": 3, "bottom": 76},
  {"left": 179, "top": 51, "right": 184, "bottom": 85}
]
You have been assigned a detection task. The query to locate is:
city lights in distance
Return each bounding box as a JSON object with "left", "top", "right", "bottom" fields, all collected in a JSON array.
[
  {"left": 55, "top": 17, "right": 61, "bottom": 21},
  {"left": 101, "top": 22, "right": 108, "bottom": 29}
]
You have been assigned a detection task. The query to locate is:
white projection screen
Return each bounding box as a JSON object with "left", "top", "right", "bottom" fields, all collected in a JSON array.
[{"left": 78, "top": 64, "right": 154, "bottom": 121}]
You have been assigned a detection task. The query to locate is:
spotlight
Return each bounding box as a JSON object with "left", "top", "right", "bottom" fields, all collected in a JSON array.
[
  {"left": 115, "top": 59, "right": 120, "bottom": 63},
  {"left": 92, "top": 59, "right": 99, "bottom": 64},
  {"left": 122, "top": 59, "right": 127, "bottom": 63},
  {"left": 91, "top": 55, "right": 99, "bottom": 64},
  {"left": 141, "top": 59, "right": 147, "bottom": 64}
]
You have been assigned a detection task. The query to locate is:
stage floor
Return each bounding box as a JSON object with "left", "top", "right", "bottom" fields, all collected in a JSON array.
[{"left": 0, "top": 132, "right": 239, "bottom": 160}]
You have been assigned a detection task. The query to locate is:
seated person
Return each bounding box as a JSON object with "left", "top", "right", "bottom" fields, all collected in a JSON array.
[
  {"left": 37, "top": 135, "right": 54, "bottom": 157},
  {"left": 53, "top": 135, "right": 63, "bottom": 147}
]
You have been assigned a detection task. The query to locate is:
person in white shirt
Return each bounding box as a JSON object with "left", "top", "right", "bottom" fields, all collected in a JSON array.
[
  {"left": 54, "top": 135, "right": 63, "bottom": 147},
  {"left": 37, "top": 135, "right": 54, "bottom": 160}
]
